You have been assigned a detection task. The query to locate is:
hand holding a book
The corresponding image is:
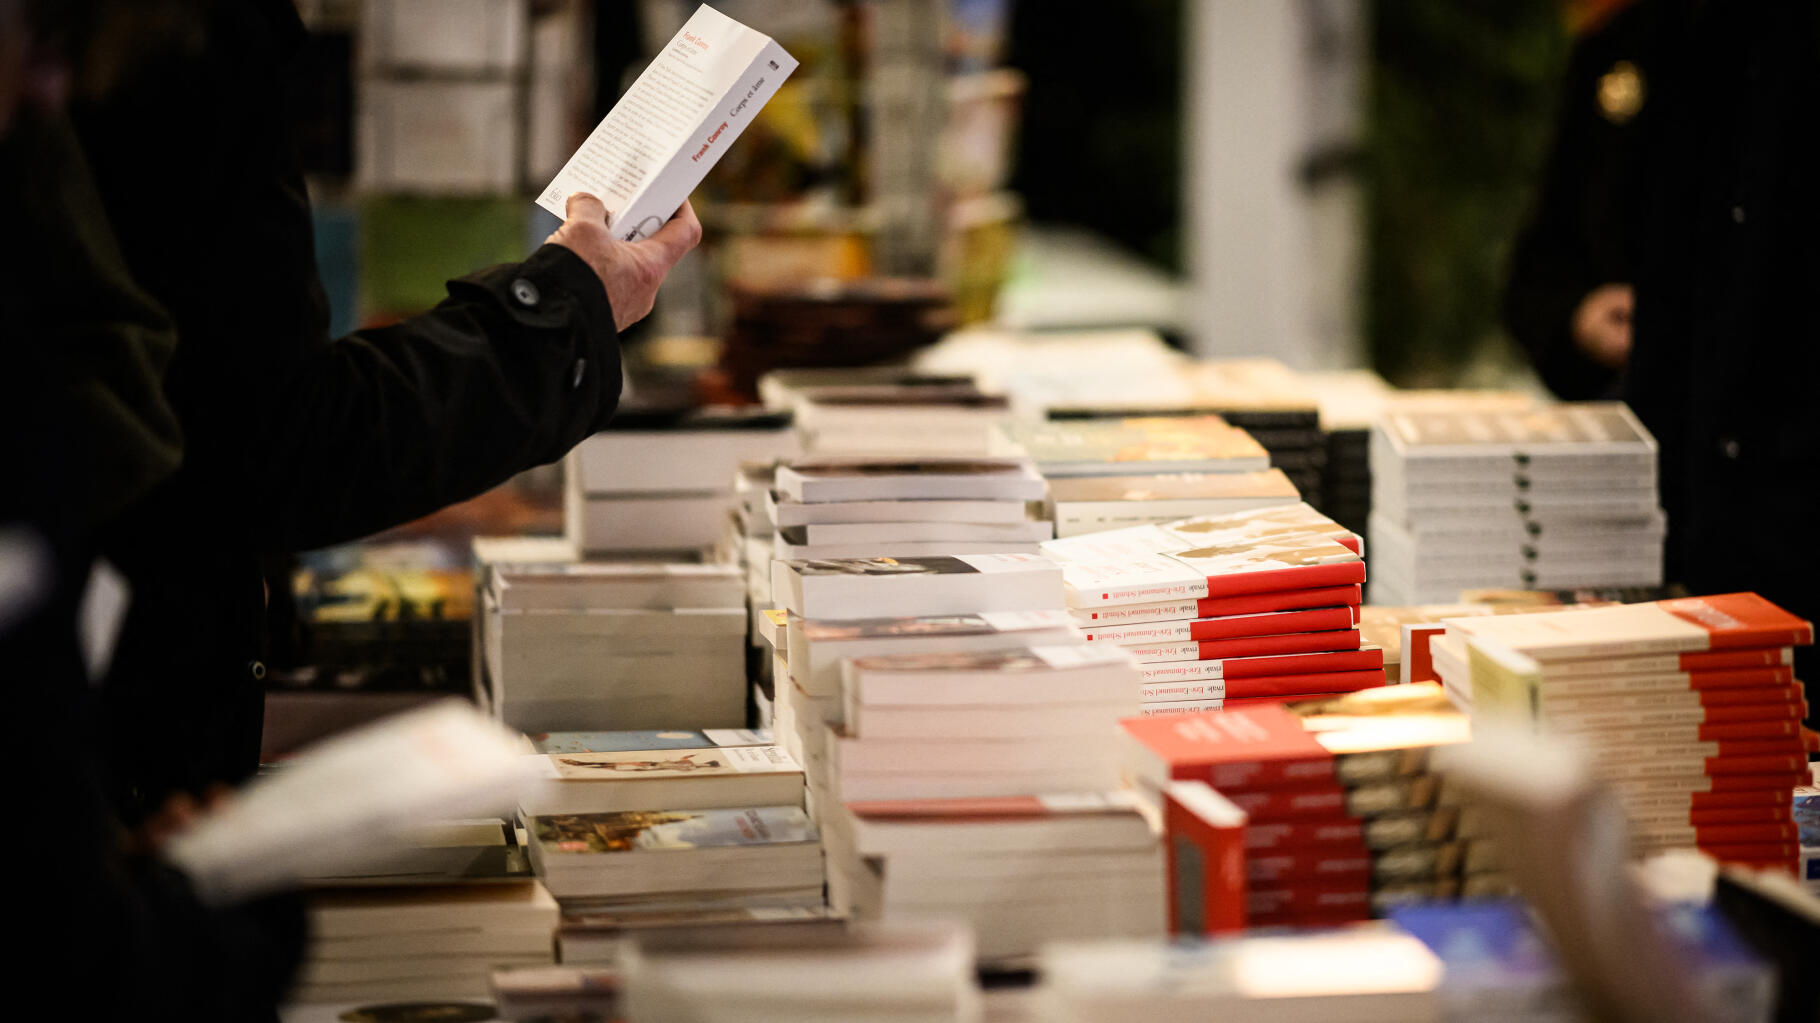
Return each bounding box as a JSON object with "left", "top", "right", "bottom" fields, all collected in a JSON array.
[{"left": 548, "top": 192, "right": 701, "bottom": 333}]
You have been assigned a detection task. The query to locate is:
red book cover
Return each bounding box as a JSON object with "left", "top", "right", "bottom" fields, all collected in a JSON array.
[
  {"left": 1224, "top": 782, "right": 1351, "bottom": 821},
  {"left": 1188, "top": 585, "right": 1362, "bottom": 617},
  {"left": 1657, "top": 593, "right": 1815, "bottom": 649},
  {"left": 1122, "top": 705, "right": 1329, "bottom": 784},
  {"left": 1202, "top": 646, "right": 1384, "bottom": 676},
  {"left": 1190, "top": 611, "right": 1360, "bottom": 642},
  {"left": 1245, "top": 849, "right": 1375, "bottom": 884},
  {"left": 1249, "top": 909, "right": 1372, "bottom": 929},
  {"left": 1247, "top": 881, "right": 1372, "bottom": 917},
  {"left": 1070, "top": 585, "right": 1362, "bottom": 626},
  {"left": 1190, "top": 560, "right": 1367, "bottom": 598},
  {"left": 1674, "top": 647, "right": 1796, "bottom": 670},
  {"left": 1405, "top": 625, "right": 1444, "bottom": 685},
  {"left": 1222, "top": 670, "right": 1388, "bottom": 699},
  {"left": 1162, "top": 781, "right": 1248, "bottom": 935},
  {"left": 1243, "top": 818, "right": 1368, "bottom": 851},
  {"left": 1187, "top": 630, "right": 1363, "bottom": 660},
  {"left": 1684, "top": 788, "right": 1799, "bottom": 810}
]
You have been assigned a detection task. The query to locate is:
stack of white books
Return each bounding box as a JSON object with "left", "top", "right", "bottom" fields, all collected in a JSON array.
[
  {"left": 565, "top": 407, "right": 800, "bottom": 554},
  {"left": 474, "top": 548, "right": 746, "bottom": 733},
  {"left": 292, "top": 882, "right": 559, "bottom": 1004},
  {"left": 525, "top": 806, "right": 824, "bottom": 909},
  {"left": 1042, "top": 504, "right": 1379, "bottom": 713},
  {"left": 1368, "top": 402, "right": 1665, "bottom": 604},
  {"left": 1033, "top": 928, "right": 1443, "bottom": 1023},
  {"left": 767, "top": 552, "right": 1165, "bottom": 961},
  {"left": 769, "top": 455, "right": 1053, "bottom": 561},
  {"left": 1435, "top": 592, "right": 1814, "bottom": 873},
  {"left": 619, "top": 920, "right": 982, "bottom": 1023}
]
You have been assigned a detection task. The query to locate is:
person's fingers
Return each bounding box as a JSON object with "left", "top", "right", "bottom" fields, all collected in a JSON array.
[
  {"left": 640, "top": 200, "right": 703, "bottom": 264},
  {"left": 564, "top": 191, "right": 609, "bottom": 224}
]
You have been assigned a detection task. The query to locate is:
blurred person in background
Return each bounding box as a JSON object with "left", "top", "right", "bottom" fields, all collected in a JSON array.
[
  {"left": 60, "top": 0, "right": 698, "bottom": 826},
  {"left": 1509, "top": 0, "right": 1820, "bottom": 712}
]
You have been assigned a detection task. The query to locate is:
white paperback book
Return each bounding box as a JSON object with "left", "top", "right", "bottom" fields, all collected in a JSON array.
[{"left": 535, "top": 5, "right": 798, "bottom": 238}]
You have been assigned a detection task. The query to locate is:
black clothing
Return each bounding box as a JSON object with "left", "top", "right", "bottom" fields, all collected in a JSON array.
[
  {"left": 70, "top": 0, "right": 623, "bottom": 816},
  {"left": 1618, "top": 2, "right": 1820, "bottom": 702},
  {"left": 2, "top": 108, "right": 304, "bottom": 1021},
  {"left": 1504, "top": 4, "right": 1652, "bottom": 401}
]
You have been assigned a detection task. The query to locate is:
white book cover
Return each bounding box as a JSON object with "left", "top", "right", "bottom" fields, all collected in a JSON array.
[{"left": 536, "top": 5, "right": 798, "bottom": 237}]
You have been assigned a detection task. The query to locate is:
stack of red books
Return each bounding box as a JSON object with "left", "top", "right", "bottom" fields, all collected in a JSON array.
[
  {"left": 1437, "top": 592, "right": 1816, "bottom": 873},
  {"left": 1044, "top": 504, "right": 1382, "bottom": 715},
  {"left": 1124, "top": 685, "right": 1473, "bottom": 930}
]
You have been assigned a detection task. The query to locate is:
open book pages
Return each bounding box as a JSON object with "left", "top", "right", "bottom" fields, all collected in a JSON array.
[
  {"left": 166, "top": 700, "right": 540, "bottom": 905},
  {"left": 536, "top": 5, "right": 797, "bottom": 237}
]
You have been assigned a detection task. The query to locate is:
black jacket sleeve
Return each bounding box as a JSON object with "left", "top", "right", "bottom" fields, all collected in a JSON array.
[{"left": 247, "top": 242, "right": 622, "bottom": 552}]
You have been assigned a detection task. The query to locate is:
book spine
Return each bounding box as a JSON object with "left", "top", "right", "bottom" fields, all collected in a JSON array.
[
  {"left": 1243, "top": 819, "right": 1367, "bottom": 852},
  {"left": 1185, "top": 607, "right": 1357, "bottom": 641},
  {"left": 1550, "top": 701, "right": 1805, "bottom": 731},
  {"left": 1628, "top": 822, "right": 1799, "bottom": 845},
  {"left": 1220, "top": 669, "right": 1387, "bottom": 699},
  {"left": 1594, "top": 753, "right": 1810, "bottom": 778},
  {"left": 1191, "top": 585, "right": 1361, "bottom": 617},
  {"left": 1612, "top": 772, "right": 1804, "bottom": 796},
  {"left": 1621, "top": 804, "right": 1795, "bottom": 828},
  {"left": 1140, "top": 678, "right": 1226, "bottom": 701},
  {"left": 1536, "top": 683, "right": 1804, "bottom": 714},
  {"left": 1071, "top": 599, "right": 1206, "bottom": 626},
  {"left": 1530, "top": 666, "right": 1794, "bottom": 697},
  {"left": 1211, "top": 647, "right": 1383, "bottom": 678},
  {"left": 1183, "top": 629, "right": 1362, "bottom": 660},
  {"left": 1246, "top": 882, "right": 1372, "bottom": 917},
  {"left": 1195, "top": 560, "right": 1368, "bottom": 598},
  {"left": 1137, "top": 699, "right": 1226, "bottom": 716},
  {"left": 1558, "top": 719, "right": 1807, "bottom": 744},
  {"left": 1082, "top": 620, "right": 1194, "bottom": 644},
  {"left": 1529, "top": 646, "right": 1792, "bottom": 679},
  {"left": 1245, "top": 850, "right": 1375, "bottom": 884}
]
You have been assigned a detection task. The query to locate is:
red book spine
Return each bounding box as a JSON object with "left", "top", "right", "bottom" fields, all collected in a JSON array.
[
  {"left": 1223, "top": 670, "right": 1388, "bottom": 699},
  {"left": 1197, "top": 560, "right": 1367, "bottom": 598},
  {"left": 1626, "top": 805, "right": 1795, "bottom": 827},
  {"left": 1205, "top": 646, "right": 1384, "bottom": 677},
  {"left": 1677, "top": 647, "right": 1794, "bottom": 670},
  {"left": 1245, "top": 850, "right": 1376, "bottom": 884},
  {"left": 1700, "top": 702, "right": 1808, "bottom": 725},
  {"left": 1192, "top": 585, "right": 1362, "bottom": 618},
  {"left": 1203, "top": 755, "right": 1337, "bottom": 791},
  {"left": 1186, "top": 607, "right": 1359, "bottom": 642},
  {"left": 1243, "top": 818, "right": 1368, "bottom": 852},
  {"left": 1162, "top": 782, "right": 1248, "bottom": 936},
  {"left": 1184, "top": 630, "right": 1362, "bottom": 660},
  {"left": 1225, "top": 783, "right": 1350, "bottom": 821},
  {"left": 1247, "top": 882, "right": 1372, "bottom": 917},
  {"left": 1683, "top": 666, "right": 1797, "bottom": 690},
  {"left": 1248, "top": 909, "right": 1372, "bottom": 929}
]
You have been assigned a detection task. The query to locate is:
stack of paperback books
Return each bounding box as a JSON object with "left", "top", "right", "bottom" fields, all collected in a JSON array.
[
  {"left": 1045, "top": 469, "right": 1301, "bottom": 538},
  {"left": 1439, "top": 592, "right": 1816, "bottom": 872},
  {"left": 1043, "top": 504, "right": 1379, "bottom": 713},
  {"left": 999, "top": 414, "right": 1271, "bottom": 478},
  {"left": 768, "top": 455, "right": 1052, "bottom": 561},
  {"left": 524, "top": 806, "right": 824, "bottom": 911},
  {"left": 1034, "top": 927, "right": 1443, "bottom": 1023},
  {"left": 767, "top": 553, "right": 1168, "bottom": 960},
  {"left": 565, "top": 405, "right": 799, "bottom": 554},
  {"left": 1368, "top": 402, "right": 1665, "bottom": 604},
  {"left": 1123, "top": 686, "right": 1477, "bottom": 928},
  {"left": 293, "top": 882, "right": 559, "bottom": 1004},
  {"left": 517, "top": 729, "right": 799, "bottom": 818},
  {"left": 473, "top": 550, "right": 746, "bottom": 733},
  {"left": 619, "top": 920, "right": 981, "bottom": 1023}
]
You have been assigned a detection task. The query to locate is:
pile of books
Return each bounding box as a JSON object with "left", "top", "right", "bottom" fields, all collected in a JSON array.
[
  {"left": 564, "top": 406, "right": 799, "bottom": 554},
  {"left": 473, "top": 545, "right": 746, "bottom": 733},
  {"left": 619, "top": 921, "right": 981, "bottom": 1023},
  {"left": 767, "top": 553, "right": 1168, "bottom": 961},
  {"left": 1124, "top": 686, "right": 1480, "bottom": 928},
  {"left": 1368, "top": 402, "right": 1665, "bottom": 604},
  {"left": 1042, "top": 503, "right": 1380, "bottom": 714},
  {"left": 1034, "top": 927, "right": 1444, "bottom": 1022},
  {"left": 505, "top": 728, "right": 824, "bottom": 958},
  {"left": 293, "top": 882, "right": 558, "bottom": 1003},
  {"left": 1438, "top": 592, "right": 1816, "bottom": 872},
  {"left": 768, "top": 455, "right": 1052, "bottom": 561}
]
